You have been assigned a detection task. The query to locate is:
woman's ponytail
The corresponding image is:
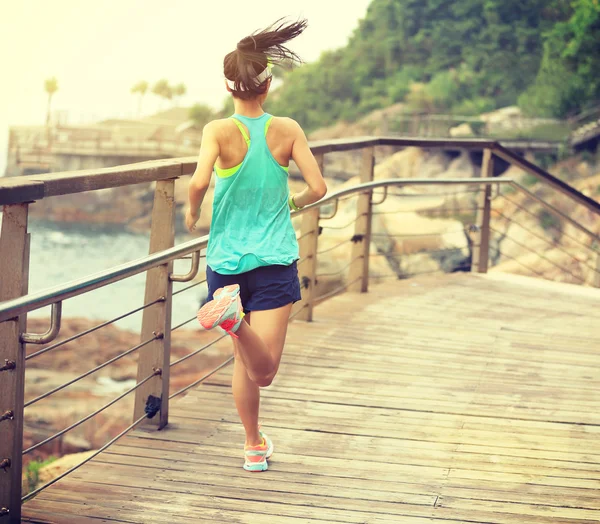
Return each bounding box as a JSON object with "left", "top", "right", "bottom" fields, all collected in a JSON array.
[{"left": 224, "top": 18, "right": 307, "bottom": 99}]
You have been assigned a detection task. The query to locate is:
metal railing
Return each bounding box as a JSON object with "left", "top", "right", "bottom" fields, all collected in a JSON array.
[{"left": 1, "top": 137, "right": 599, "bottom": 522}]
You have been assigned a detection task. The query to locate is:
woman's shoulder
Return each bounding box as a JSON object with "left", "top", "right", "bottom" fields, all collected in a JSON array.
[{"left": 269, "top": 116, "right": 303, "bottom": 137}]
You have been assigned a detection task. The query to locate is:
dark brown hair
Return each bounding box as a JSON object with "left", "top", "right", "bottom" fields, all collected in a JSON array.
[{"left": 224, "top": 18, "right": 307, "bottom": 100}]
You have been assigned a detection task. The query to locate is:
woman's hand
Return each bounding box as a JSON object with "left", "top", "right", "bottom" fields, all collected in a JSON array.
[{"left": 185, "top": 208, "right": 200, "bottom": 233}]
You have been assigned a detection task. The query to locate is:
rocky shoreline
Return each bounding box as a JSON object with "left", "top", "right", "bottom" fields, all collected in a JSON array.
[{"left": 22, "top": 317, "right": 231, "bottom": 481}]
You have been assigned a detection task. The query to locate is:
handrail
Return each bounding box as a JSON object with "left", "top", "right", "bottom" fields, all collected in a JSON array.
[
  {"left": 0, "top": 178, "right": 506, "bottom": 323},
  {"left": 493, "top": 144, "right": 600, "bottom": 213},
  {"left": 293, "top": 177, "right": 513, "bottom": 218},
  {"left": 0, "top": 236, "right": 208, "bottom": 322},
  {"left": 1, "top": 176, "right": 597, "bottom": 324},
  {"left": 4, "top": 136, "right": 599, "bottom": 215}
]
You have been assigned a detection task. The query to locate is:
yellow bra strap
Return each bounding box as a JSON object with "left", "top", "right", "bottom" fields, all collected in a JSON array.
[
  {"left": 231, "top": 118, "right": 250, "bottom": 146},
  {"left": 264, "top": 116, "right": 274, "bottom": 136}
]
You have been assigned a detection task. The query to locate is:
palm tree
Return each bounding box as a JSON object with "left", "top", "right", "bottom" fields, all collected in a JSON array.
[
  {"left": 131, "top": 80, "right": 148, "bottom": 118},
  {"left": 45, "top": 77, "right": 58, "bottom": 126},
  {"left": 152, "top": 79, "right": 171, "bottom": 109},
  {"left": 173, "top": 83, "right": 187, "bottom": 106}
]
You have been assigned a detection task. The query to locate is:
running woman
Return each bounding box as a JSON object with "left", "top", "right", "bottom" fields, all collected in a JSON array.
[{"left": 185, "top": 18, "right": 327, "bottom": 472}]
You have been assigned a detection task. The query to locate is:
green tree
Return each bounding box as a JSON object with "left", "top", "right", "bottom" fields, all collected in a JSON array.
[
  {"left": 519, "top": 0, "right": 600, "bottom": 117},
  {"left": 189, "top": 103, "right": 214, "bottom": 128},
  {"left": 152, "top": 79, "right": 172, "bottom": 109},
  {"left": 173, "top": 83, "right": 187, "bottom": 106},
  {"left": 130, "top": 80, "right": 148, "bottom": 117},
  {"left": 44, "top": 77, "right": 58, "bottom": 126},
  {"left": 269, "top": 0, "right": 574, "bottom": 131}
]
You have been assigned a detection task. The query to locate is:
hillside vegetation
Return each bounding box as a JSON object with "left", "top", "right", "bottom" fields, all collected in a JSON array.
[{"left": 266, "top": 0, "right": 600, "bottom": 131}]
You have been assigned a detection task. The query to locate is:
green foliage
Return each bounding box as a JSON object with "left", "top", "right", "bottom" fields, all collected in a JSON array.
[
  {"left": 519, "top": 0, "right": 600, "bottom": 117},
  {"left": 268, "top": 0, "right": 581, "bottom": 130},
  {"left": 152, "top": 79, "right": 172, "bottom": 102},
  {"left": 219, "top": 96, "right": 235, "bottom": 117},
  {"left": 44, "top": 77, "right": 58, "bottom": 96},
  {"left": 451, "top": 98, "right": 496, "bottom": 117},
  {"left": 131, "top": 81, "right": 148, "bottom": 95},
  {"left": 538, "top": 209, "right": 562, "bottom": 233},
  {"left": 523, "top": 174, "right": 540, "bottom": 187},
  {"left": 173, "top": 83, "right": 186, "bottom": 97},
  {"left": 26, "top": 457, "right": 56, "bottom": 492},
  {"left": 189, "top": 104, "right": 215, "bottom": 128}
]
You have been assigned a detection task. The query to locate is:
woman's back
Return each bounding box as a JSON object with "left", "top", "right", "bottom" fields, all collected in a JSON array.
[
  {"left": 206, "top": 113, "right": 299, "bottom": 275},
  {"left": 213, "top": 115, "right": 296, "bottom": 172}
]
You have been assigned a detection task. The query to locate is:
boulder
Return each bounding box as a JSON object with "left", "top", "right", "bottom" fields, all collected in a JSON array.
[{"left": 450, "top": 123, "right": 474, "bottom": 137}]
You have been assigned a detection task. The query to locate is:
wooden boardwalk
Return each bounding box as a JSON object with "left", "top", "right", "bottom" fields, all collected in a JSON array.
[{"left": 23, "top": 273, "right": 600, "bottom": 524}]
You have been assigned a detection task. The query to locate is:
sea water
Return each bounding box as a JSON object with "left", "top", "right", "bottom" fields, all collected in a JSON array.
[{"left": 26, "top": 219, "right": 207, "bottom": 332}]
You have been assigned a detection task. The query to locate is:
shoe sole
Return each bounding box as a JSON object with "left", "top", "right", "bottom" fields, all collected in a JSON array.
[
  {"left": 213, "top": 284, "right": 239, "bottom": 301},
  {"left": 196, "top": 295, "right": 235, "bottom": 330},
  {"left": 243, "top": 461, "right": 269, "bottom": 472}
]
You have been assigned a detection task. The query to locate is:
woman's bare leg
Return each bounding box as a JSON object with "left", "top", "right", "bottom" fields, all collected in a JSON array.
[
  {"left": 233, "top": 303, "right": 292, "bottom": 387},
  {"left": 232, "top": 315, "right": 262, "bottom": 446},
  {"left": 230, "top": 305, "right": 292, "bottom": 446}
]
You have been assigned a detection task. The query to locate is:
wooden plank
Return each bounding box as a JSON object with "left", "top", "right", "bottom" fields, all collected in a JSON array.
[
  {"left": 133, "top": 180, "right": 175, "bottom": 427},
  {"left": 348, "top": 146, "right": 374, "bottom": 292},
  {"left": 0, "top": 204, "right": 29, "bottom": 523},
  {"left": 21, "top": 274, "right": 600, "bottom": 523},
  {"left": 0, "top": 179, "right": 45, "bottom": 206},
  {"left": 29, "top": 159, "right": 182, "bottom": 199}
]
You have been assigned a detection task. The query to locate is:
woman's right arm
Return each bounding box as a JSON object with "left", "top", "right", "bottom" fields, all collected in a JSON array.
[{"left": 289, "top": 120, "right": 327, "bottom": 208}]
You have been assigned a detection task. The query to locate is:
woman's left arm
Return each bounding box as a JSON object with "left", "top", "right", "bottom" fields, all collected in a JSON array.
[{"left": 186, "top": 122, "right": 220, "bottom": 232}]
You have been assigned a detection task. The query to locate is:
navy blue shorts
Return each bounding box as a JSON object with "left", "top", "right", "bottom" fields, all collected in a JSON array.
[{"left": 206, "top": 261, "right": 302, "bottom": 314}]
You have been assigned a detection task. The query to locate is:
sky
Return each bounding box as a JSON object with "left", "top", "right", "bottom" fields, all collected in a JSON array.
[{"left": 0, "top": 0, "right": 372, "bottom": 174}]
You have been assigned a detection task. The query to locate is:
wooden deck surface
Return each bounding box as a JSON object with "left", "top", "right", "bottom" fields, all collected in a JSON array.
[{"left": 23, "top": 273, "right": 600, "bottom": 524}]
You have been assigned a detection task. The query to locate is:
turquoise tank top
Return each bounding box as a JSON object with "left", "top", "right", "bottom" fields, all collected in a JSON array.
[{"left": 206, "top": 113, "right": 299, "bottom": 274}]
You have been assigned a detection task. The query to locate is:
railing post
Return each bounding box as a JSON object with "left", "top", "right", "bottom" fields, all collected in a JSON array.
[
  {"left": 296, "top": 154, "right": 324, "bottom": 322},
  {"left": 593, "top": 244, "right": 600, "bottom": 288},
  {"left": 133, "top": 179, "right": 175, "bottom": 429},
  {"left": 471, "top": 148, "right": 494, "bottom": 273},
  {"left": 0, "top": 204, "right": 30, "bottom": 523},
  {"left": 348, "top": 147, "right": 375, "bottom": 292}
]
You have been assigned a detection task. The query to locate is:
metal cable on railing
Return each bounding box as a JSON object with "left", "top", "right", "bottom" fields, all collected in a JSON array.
[
  {"left": 296, "top": 229, "right": 317, "bottom": 242},
  {"left": 494, "top": 210, "right": 599, "bottom": 275},
  {"left": 371, "top": 231, "right": 465, "bottom": 239},
  {"left": 171, "top": 316, "right": 198, "bottom": 332},
  {"left": 499, "top": 193, "right": 598, "bottom": 254},
  {"left": 289, "top": 304, "right": 308, "bottom": 319},
  {"left": 22, "top": 369, "right": 160, "bottom": 455},
  {"left": 370, "top": 246, "right": 465, "bottom": 258},
  {"left": 170, "top": 334, "right": 227, "bottom": 368},
  {"left": 398, "top": 267, "right": 447, "bottom": 279},
  {"left": 494, "top": 250, "right": 546, "bottom": 279},
  {"left": 320, "top": 215, "right": 364, "bottom": 230},
  {"left": 369, "top": 273, "right": 401, "bottom": 280},
  {"left": 490, "top": 226, "right": 585, "bottom": 283},
  {"left": 24, "top": 333, "right": 161, "bottom": 408},
  {"left": 385, "top": 189, "right": 480, "bottom": 198},
  {"left": 314, "top": 277, "right": 362, "bottom": 303},
  {"left": 22, "top": 407, "right": 155, "bottom": 502},
  {"left": 172, "top": 279, "right": 206, "bottom": 297},
  {"left": 372, "top": 207, "right": 475, "bottom": 216},
  {"left": 316, "top": 256, "right": 363, "bottom": 279},
  {"left": 317, "top": 238, "right": 352, "bottom": 255},
  {"left": 169, "top": 356, "right": 234, "bottom": 400},
  {"left": 25, "top": 297, "right": 165, "bottom": 361}
]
